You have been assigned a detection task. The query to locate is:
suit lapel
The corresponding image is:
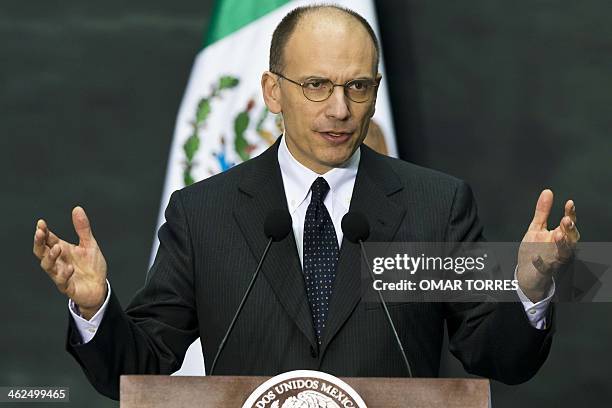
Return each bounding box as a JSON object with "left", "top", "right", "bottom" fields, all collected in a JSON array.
[
  {"left": 233, "top": 140, "right": 317, "bottom": 349},
  {"left": 320, "top": 146, "right": 407, "bottom": 356}
]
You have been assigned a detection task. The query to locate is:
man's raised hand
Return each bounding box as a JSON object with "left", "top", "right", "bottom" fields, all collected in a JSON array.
[
  {"left": 33, "top": 206, "right": 108, "bottom": 320},
  {"left": 517, "top": 189, "right": 580, "bottom": 302}
]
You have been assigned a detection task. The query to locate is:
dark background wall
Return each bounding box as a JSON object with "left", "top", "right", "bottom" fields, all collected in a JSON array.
[{"left": 2, "top": 1, "right": 610, "bottom": 407}]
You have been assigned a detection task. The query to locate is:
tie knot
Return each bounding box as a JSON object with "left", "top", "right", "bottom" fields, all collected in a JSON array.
[{"left": 310, "top": 177, "right": 330, "bottom": 203}]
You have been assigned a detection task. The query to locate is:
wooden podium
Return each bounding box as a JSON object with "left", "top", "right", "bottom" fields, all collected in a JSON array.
[{"left": 121, "top": 375, "right": 490, "bottom": 407}]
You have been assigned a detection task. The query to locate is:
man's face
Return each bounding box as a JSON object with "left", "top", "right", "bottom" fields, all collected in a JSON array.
[{"left": 265, "top": 14, "right": 380, "bottom": 174}]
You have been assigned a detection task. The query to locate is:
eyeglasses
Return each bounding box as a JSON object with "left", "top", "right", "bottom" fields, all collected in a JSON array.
[{"left": 271, "top": 71, "right": 378, "bottom": 103}]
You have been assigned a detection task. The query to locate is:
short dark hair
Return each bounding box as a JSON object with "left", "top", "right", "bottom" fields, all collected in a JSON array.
[{"left": 269, "top": 4, "right": 380, "bottom": 74}]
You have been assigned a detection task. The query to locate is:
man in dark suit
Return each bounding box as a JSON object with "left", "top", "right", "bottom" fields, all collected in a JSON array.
[{"left": 32, "top": 5, "right": 580, "bottom": 401}]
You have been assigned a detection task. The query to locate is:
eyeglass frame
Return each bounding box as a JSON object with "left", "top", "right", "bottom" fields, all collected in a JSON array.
[{"left": 270, "top": 71, "right": 380, "bottom": 103}]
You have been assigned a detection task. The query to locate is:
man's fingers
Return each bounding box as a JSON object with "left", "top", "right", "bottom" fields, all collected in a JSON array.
[
  {"left": 72, "top": 206, "right": 95, "bottom": 247},
  {"left": 565, "top": 200, "right": 577, "bottom": 224},
  {"left": 33, "top": 222, "right": 49, "bottom": 259},
  {"left": 40, "top": 244, "right": 62, "bottom": 275},
  {"left": 559, "top": 214, "right": 580, "bottom": 243},
  {"left": 553, "top": 227, "right": 574, "bottom": 262},
  {"left": 530, "top": 189, "right": 554, "bottom": 230},
  {"left": 46, "top": 229, "right": 60, "bottom": 247},
  {"left": 34, "top": 218, "right": 65, "bottom": 258},
  {"left": 559, "top": 216, "right": 570, "bottom": 235}
]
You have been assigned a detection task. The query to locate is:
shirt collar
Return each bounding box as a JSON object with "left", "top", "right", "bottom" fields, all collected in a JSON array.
[{"left": 278, "top": 134, "right": 360, "bottom": 214}]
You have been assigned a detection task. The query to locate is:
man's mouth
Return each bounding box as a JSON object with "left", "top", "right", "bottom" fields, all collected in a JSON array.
[{"left": 317, "top": 131, "right": 353, "bottom": 144}]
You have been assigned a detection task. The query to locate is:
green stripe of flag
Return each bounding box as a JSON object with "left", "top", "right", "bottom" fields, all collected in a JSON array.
[{"left": 204, "top": 0, "right": 291, "bottom": 47}]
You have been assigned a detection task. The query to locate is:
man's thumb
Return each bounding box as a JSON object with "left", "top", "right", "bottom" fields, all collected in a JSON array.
[{"left": 72, "top": 206, "right": 95, "bottom": 245}]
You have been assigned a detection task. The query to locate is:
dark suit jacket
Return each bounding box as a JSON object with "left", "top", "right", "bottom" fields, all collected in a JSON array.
[{"left": 67, "top": 140, "right": 554, "bottom": 400}]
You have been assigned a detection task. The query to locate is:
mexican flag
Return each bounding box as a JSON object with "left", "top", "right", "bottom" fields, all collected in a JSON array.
[{"left": 155, "top": 0, "right": 397, "bottom": 375}]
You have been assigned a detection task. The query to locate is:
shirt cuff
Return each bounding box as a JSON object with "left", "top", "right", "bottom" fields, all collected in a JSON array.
[
  {"left": 515, "top": 266, "right": 555, "bottom": 330},
  {"left": 68, "top": 280, "right": 111, "bottom": 344}
]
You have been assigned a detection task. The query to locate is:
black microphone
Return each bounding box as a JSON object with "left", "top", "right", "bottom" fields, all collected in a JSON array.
[
  {"left": 341, "top": 211, "right": 414, "bottom": 377},
  {"left": 209, "top": 209, "right": 292, "bottom": 375}
]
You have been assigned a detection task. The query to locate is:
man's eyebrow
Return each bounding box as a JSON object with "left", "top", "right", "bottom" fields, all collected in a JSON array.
[
  {"left": 301, "top": 75, "right": 376, "bottom": 82},
  {"left": 302, "top": 75, "right": 328, "bottom": 81}
]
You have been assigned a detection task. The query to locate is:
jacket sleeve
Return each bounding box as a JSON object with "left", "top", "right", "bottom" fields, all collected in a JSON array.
[
  {"left": 443, "top": 181, "right": 555, "bottom": 384},
  {"left": 66, "top": 190, "right": 200, "bottom": 400}
]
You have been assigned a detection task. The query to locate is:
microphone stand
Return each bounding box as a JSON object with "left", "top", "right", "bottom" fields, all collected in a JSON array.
[
  {"left": 209, "top": 237, "right": 274, "bottom": 375},
  {"left": 358, "top": 240, "right": 413, "bottom": 377}
]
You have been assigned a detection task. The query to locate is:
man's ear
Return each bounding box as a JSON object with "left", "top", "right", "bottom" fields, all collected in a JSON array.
[
  {"left": 368, "top": 73, "right": 382, "bottom": 118},
  {"left": 261, "top": 71, "right": 282, "bottom": 114}
]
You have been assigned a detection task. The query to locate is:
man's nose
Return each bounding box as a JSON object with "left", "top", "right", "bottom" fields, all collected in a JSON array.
[{"left": 324, "top": 86, "right": 351, "bottom": 120}]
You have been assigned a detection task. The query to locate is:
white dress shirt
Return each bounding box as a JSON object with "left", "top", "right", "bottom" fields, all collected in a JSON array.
[
  {"left": 70, "top": 136, "right": 553, "bottom": 343},
  {"left": 277, "top": 134, "right": 359, "bottom": 265}
]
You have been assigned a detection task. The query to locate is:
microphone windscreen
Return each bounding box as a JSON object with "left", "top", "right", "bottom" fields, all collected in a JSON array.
[
  {"left": 264, "top": 209, "right": 292, "bottom": 241},
  {"left": 341, "top": 211, "right": 370, "bottom": 243}
]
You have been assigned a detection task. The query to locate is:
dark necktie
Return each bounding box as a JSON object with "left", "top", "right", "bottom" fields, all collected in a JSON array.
[{"left": 303, "top": 177, "right": 339, "bottom": 344}]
